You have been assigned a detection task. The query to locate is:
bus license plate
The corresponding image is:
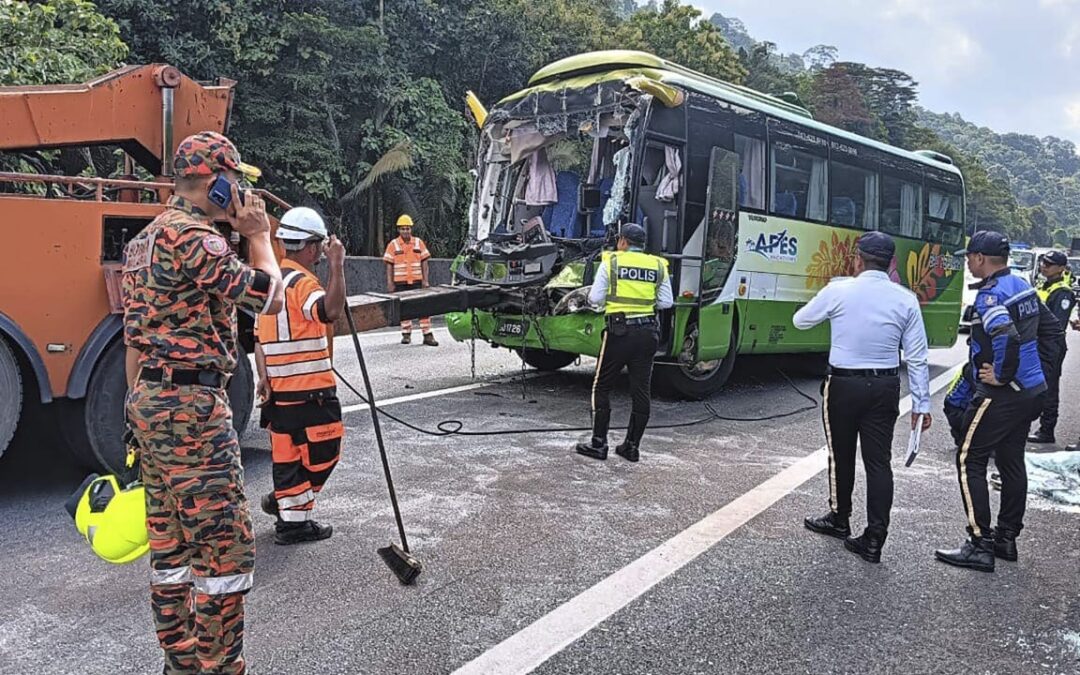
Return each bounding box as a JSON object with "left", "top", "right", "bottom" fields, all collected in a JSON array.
[{"left": 496, "top": 318, "right": 528, "bottom": 337}]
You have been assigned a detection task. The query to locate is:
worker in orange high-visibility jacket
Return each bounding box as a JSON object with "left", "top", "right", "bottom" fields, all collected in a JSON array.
[
  {"left": 383, "top": 214, "right": 438, "bottom": 346},
  {"left": 254, "top": 207, "right": 346, "bottom": 545}
]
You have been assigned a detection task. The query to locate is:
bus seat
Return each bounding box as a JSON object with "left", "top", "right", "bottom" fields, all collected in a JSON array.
[
  {"left": 773, "top": 191, "right": 797, "bottom": 216},
  {"left": 831, "top": 197, "right": 856, "bottom": 227},
  {"left": 544, "top": 171, "right": 581, "bottom": 237}
]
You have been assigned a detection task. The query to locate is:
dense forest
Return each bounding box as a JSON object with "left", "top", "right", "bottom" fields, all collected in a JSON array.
[{"left": 3, "top": 0, "right": 1076, "bottom": 253}]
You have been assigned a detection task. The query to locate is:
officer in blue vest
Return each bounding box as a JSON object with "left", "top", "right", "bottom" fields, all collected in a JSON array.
[
  {"left": 936, "top": 231, "right": 1046, "bottom": 572},
  {"left": 576, "top": 223, "right": 674, "bottom": 462}
]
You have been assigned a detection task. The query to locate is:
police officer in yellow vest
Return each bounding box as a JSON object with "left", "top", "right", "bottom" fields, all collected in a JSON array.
[
  {"left": 576, "top": 223, "right": 673, "bottom": 462},
  {"left": 1031, "top": 249, "right": 1076, "bottom": 444}
]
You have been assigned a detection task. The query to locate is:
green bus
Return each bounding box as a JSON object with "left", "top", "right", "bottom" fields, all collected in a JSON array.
[{"left": 447, "top": 50, "right": 965, "bottom": 398}]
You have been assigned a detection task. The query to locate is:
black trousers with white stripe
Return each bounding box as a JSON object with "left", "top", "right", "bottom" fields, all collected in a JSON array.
[
  {"left": 592, "top": 326, "right": 658, "bottom": 418},
  {"left": 822, "top": 373, "right": 900, "bottom": 537},
  {"left": 955, "top": 395, "right": 1040, "bottom": 539}
]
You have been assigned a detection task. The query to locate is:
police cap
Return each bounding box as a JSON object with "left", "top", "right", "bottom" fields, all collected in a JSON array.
[
  {"left": 1041, "top": 250, "right": 1068, "bottom": 266},
  {"left": 857, "top": 231, "right": 895, "bottom": 260},
  {"left": 955, "top": 230, "right": 1009, "bottom": 257},
  {"left": 619, "top": 223, "right": 647, "bottom": 246}
]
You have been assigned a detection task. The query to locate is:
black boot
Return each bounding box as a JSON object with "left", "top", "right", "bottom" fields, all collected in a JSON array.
[
  {"left": 991, "top": 528, "right": 1019, "bottom": 562},
  {"left": 1027, "top": 429, "right": 1055, "bottom": 444},
  {"left": 275, "top": 520, "right": 333, "bottom": 545},
  {"left": 1066, "top": 441, "right": 1080, "bottom": 452},
  {"left": 844, "top": 530, "right": 885, "bottom": 563},
  {"left": 803, "top": 511, "right": 851, "bottom": 540},
  {"left": 575, "top": 410, "right": 610, "bottom": 460},
  {"left": 934, "top": 536, "right": 995, "bottom": 572},
  {"left": 615, "top": 413, "right": 648, "bottom": 462}
]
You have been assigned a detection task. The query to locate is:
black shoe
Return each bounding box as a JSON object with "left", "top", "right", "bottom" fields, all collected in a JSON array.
[
  {"left": 260, "top": 492, "right": 279, "bottom": 517},
  {"left": 843, "top": 531, "right": 885, "bottom": 564},
  {"left": 422, "top": 333, "right": 439, "bottom": 347},
  {"left": 934, "top": 537, "right": 995, "bottom": 572},
  {"left": 990, "top": 528, "right": 1018, "bottom": 562},
  {"left": 1066, "top": 442, "right": 1080, "bottom": 452},
  {"left": 1027, "top": 430, "right": 1055, "bottom": 444},
  {"left": 804, "top": 512, "right": 851, "bottom": 540},
  {"left": 615, "top": 441, "right": 639, "bottom": 462},
  {"left": 274, "top": 521, "right": 333, "bottom": 545},
  {"left": 575, "top": 438, "right": 608, "bottom": 460},
  {"left": 401, "top": 334, "right": 411, "bottom": 345}
]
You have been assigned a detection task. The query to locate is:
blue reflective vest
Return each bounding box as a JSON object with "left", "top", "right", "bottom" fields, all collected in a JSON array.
[{"left": 970, "top": 269, "right": 1046, "bottom": 399}]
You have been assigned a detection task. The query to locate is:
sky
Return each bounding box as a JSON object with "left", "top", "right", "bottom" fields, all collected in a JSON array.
[{"left": 698, "top": 0, "right": 1080, "bottom": 146}]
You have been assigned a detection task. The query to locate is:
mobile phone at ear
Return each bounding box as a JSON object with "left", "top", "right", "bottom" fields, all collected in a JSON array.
[{"left": 207, "top": 174, "right": 233, "bottom": 210}]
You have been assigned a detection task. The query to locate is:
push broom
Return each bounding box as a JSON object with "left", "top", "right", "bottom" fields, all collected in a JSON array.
[{"left": 341, "top": 288, "right": 423, "bottom": 585}]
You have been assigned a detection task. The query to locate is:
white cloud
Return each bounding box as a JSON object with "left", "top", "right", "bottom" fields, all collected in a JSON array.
[{"left": 1066, "top": 99, "right": 1080, "bottom": 131}]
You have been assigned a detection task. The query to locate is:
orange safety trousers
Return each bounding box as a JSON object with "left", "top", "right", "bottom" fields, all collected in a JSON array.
[{"left": 269, "top": 403, "right": 343, "bottom": 522}]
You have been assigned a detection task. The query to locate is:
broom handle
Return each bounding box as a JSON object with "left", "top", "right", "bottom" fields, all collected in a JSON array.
[{"left": 342, "top": 295, "right": 411, "bottom": 554}]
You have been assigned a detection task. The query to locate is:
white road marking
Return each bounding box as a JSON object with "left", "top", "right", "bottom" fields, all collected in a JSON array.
[
  {"left": 339, "top": 374, "right": 541, "bottom": 414},
  {"left": 452, "top": 363, "right": 964, "bottom": 675}
]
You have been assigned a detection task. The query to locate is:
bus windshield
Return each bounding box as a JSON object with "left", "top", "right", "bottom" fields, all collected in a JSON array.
[{"left": 1009, "top": 250, "right": 1035, "bottom": 272}]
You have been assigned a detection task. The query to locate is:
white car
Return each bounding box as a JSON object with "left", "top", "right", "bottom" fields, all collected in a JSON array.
[{"left": 959, "top": 268, "right": 978, "bottom": 332}]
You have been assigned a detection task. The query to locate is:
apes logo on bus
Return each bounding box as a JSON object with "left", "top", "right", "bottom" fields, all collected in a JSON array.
[{"left": 746, "top": 229, "right": 798, "bottom": 263}]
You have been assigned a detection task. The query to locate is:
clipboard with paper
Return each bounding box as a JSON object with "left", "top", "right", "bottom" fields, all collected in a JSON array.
[{"left": 905, "top": 414, "right": 925, "bottom": 467}]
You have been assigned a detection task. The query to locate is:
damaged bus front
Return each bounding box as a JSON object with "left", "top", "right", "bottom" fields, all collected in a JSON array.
[{"left": 447, "top": 51, "right": 965, "bottom": 398}]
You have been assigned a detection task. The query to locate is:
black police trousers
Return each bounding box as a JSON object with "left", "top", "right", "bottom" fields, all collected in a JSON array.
[
  {"left": 956, "top": 395, "right": 1040, "bottom": 539},
  {"left": 822, "top": 372, "right": 900, "bottom": 537},
  {"left": 1036, "top": 346, "right": 1066, "bottom": 436},
  {"left": 592, "top": 324, "right": 658, "bottom": 419}
]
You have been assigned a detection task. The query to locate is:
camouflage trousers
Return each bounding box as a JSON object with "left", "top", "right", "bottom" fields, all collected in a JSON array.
[{"left": 128, "top": 380, "right": 254, "bottom": 675}]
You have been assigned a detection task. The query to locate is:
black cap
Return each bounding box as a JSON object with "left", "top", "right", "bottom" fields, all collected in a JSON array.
[
  {"left": 955, "top": 230, "right": 1009, "bottom": 257},
  {"left": 620, "top": 223, "right": 647, "bottom": 246},
  {"left": 857, "top": 231, "right": 895, "bottom": 260},
  {"left": 1041, "top": 250, "right": 1068, "bottom": 266}
]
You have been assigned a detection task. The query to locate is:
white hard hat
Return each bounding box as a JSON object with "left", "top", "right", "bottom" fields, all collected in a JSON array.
[{"left": 276, "top": 207, "right": 328, "bottom": 241}]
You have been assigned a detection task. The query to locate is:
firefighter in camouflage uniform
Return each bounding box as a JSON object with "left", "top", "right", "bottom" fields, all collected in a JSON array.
[{"left": 122, "top": 131, "right": 284, "bottom": 674}]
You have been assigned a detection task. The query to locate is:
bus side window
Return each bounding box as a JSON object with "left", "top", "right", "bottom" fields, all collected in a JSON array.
[
  {"left": 769, "top": 142, "right": 828, "bottom": 222},
  {"left": 829, "top": 161, "right": 878, "bottom": 231},
  {"left": 879, "top": 175, "right": 923, "bottom": 239},
  {"left": 925, "top": 188, "right": 964, "bottom": 246}
]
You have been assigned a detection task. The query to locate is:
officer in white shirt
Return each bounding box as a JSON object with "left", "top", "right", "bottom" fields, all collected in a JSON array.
[{"left": 793, "top": 231, "right": 932, "bottom": 564}]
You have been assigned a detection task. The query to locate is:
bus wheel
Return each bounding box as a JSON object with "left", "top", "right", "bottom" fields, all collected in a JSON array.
[
  {"left": 516, "top": 348, "right": 578, "bottom": 371},
  {"left": 61, "top": 340, "right": 256, "bottom": 474},
  {"left": 0, "top": 338, "right": 23, "bottom": 459},
  {"left": 654, "top": 323, "right": 737, "bottom": 400}
]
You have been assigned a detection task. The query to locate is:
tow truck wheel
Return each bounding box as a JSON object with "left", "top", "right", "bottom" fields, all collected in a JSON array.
[
  {"left": 61, "top": 340, "right": 256, "bottom": 473},
  {"left": 516, "top": 348, "right": 578, "bottom": 371},
  {"left": 0, "top": 338, "right": 23, "bottom": 459},
  {"left": 654, "top": 323, "right": 738, "bottom": 400}
]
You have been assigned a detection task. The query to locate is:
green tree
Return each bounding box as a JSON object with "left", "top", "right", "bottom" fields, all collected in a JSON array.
[
  {"left": 807, "top": 64, "right": 877, "bottom": 138},
  {"left": 0, "top": 0, "right": 128, "bottom": 86},
  {"left": 612, "top": 0, "right": 745, "bottom": 83}
]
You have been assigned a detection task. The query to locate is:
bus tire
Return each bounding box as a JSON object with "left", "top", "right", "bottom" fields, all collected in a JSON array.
[
  {"left": 654, "top": 323, "right": 738, "bottom": 400},
  {"left": 517, "top": 348, "right": 578, "bottom": 371},
  {"left": 61, "top": 340, "right": 256, "bottom": 473},
  {"left": 0, "top": 338, "right": 23, "bottom": 459}
]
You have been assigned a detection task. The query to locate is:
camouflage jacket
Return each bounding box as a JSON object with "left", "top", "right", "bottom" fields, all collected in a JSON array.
[{"left": 122, "top": 195, "right": 273, "bottom": 373}]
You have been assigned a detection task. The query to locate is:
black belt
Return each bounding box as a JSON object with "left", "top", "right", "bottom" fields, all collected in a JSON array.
[
  {"left": 828, "top": 366, "right": 899, "bottom": 377},
  {"left": 140, "top": 367, "right": 227, "bottom": 388},
  {"left": 623, "top": 316, "right": 656, "bottom": 326}
]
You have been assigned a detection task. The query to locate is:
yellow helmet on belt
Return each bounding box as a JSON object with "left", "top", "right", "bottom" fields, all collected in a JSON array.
[
  {"left": 64, "top": 474, "right": 149, "bottom": 565},
  {"left": 396, "top": 214, "right": 414, "bottom": 228}
]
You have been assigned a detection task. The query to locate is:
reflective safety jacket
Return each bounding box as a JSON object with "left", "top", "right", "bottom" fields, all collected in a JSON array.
[
  {"left": 383, "top": 235, "right": 431, "bottom": 284},
  {"left": 255, "top": 260, "right": 336, "bottom": 401},
  {"left": 1036, "top": 273, "right": 1075, "bottom": 330},
  {"left": 970, "top": 268, "right": 1046, "bottom": 399},
  {"left": 602, "top": 250, "right": 669, "bottom": 316}
]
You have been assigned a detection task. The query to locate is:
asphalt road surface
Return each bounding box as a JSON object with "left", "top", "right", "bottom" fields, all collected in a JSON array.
[{"left": 1, "top": 326, "right": 1078, "bottom": 675}]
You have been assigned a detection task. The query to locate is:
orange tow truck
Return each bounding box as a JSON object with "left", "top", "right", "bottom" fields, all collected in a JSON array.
[{"left": 0, "top": 65, "right": 289, "bottom": 472}]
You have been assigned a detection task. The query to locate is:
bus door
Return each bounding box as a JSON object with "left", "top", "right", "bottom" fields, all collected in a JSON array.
[
  {"left": 692, "top": 147, "right": 739, "bottom": 361},
  {"left": 633, "top": 102, "right": 687, "bottom": 353}
]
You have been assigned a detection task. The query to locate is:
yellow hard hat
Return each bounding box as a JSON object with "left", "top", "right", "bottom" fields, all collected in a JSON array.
[
  {"left": 396, "top": 214, "right": 414, "bottom": 228},
  {"left": 65, "top": 474, "right": 149, "bottom": 565}
]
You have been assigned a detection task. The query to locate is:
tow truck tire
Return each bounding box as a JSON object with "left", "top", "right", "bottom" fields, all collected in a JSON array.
[
  {"left": 517, "top": 348, "right": 578, "bottom": 371},
  {"left": 0, "top": 338, "right": 23, "bottom": 459},
  {"left": 654, "top": 323, "right": 738, "bottom": 400},
  {"left": 61, "top": 339, "right": 256, "bottom": 473}
]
